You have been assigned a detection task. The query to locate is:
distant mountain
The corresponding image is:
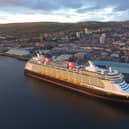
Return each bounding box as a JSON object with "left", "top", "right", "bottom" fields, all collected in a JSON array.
[{"left": 0, "top": 21, "right": 129, "bottom": 36}]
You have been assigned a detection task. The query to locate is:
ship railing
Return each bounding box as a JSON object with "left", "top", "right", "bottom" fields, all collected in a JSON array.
[
  {"left": 29, "top": 59, "right": 126, "bottom": 84},
  {"left": 43, "top": 63, "right": 81, "bottom": 74},
  {"left": 29, "top": 59, "right": 123, "bottom": 81},
  {"left": 106, "top": 72, "right": 121, "bottom": 76},
  {"left": 113, "top": 79, "right": 124, "bottom": 84},
  {"left": 104, "top": 74, "right": 124, "bottom": 80}
]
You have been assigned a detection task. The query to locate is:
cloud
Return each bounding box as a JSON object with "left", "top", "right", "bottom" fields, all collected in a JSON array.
[
  {"left": 0, "top": 10, "right": 82, "bottom": 23},
  {"left": 0, "top": 0, "right": 129, "bottom": 13},
  {"left": 0, "top": 0, "right": 85, "bottom": 11},
  {"left": 76, "top": 5, "right": 102, "bottom": 13},
  {"left": 0, "top": 0, "right": 129, "bottom": 23}
]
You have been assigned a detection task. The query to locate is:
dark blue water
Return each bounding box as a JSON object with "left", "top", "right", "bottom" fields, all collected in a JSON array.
[{"left": 0, "top": 56, "right": 129, "bottom": 129}]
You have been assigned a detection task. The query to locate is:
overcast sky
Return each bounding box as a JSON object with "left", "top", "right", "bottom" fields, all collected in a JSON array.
[{"left": 0, "top": 0, "right": 129, "bottom": 23}]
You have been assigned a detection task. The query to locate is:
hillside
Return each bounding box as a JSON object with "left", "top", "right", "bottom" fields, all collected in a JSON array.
[{"left": 0, "top": 21, "right": 129, "bottom": 36}]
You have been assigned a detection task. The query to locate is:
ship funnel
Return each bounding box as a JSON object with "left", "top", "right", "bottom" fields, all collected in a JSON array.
[
  {"left": 68, "top": 61, "right": 76, "bottom": 69},
  {"left": 44, "top": 57, "right": 51, "bottom": 64}
]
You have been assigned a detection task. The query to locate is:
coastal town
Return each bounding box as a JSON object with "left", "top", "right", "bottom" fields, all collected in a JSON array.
[{"left": 0, "top": 22, "right": 129, "bottom": 63}]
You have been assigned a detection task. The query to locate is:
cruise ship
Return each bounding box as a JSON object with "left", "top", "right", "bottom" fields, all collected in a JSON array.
[{"left": 24, "top": 54, "right": 129, "bottom": 103}]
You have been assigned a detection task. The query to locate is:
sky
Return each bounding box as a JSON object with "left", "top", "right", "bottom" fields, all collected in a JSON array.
[{"left": 0, "top": 0, "right": 129, "bottom": 23}]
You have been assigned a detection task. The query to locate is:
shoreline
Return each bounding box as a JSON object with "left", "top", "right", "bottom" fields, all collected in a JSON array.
[{"left": 0, "top": 52, "right": 30, "bottom": 61}]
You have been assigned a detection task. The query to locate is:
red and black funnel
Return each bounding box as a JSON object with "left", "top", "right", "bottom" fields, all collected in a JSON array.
[{"left": 44, "top": 54, "right": 51, "bottom": 64}]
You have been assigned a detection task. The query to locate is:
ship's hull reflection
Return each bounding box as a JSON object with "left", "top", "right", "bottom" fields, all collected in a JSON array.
[{"left": 26, "top": 76, "right": 129, "bottom": 122}]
